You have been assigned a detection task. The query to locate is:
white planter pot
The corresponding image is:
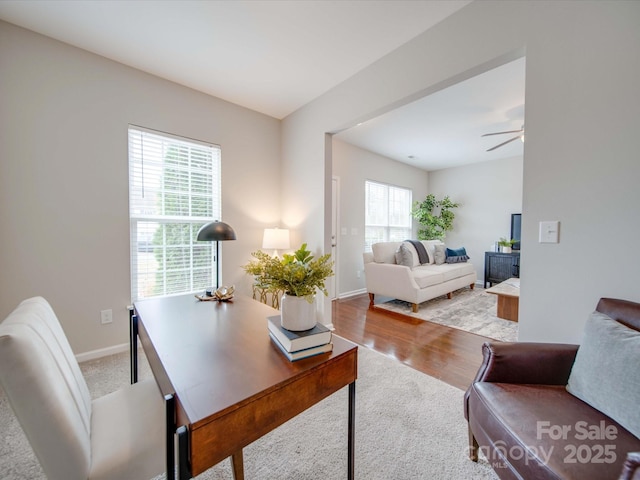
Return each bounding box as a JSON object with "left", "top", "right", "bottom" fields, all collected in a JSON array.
[
  {"left": 280, "top": 293, "right": 316, "bottom": 331},
  {"left": 501, "top": 246, "right": 512, "bottom": 253}
]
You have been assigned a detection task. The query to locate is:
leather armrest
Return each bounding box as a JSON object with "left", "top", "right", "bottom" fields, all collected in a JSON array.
[
  {"left": 464, "top": 341, "right": 578, "bottom": 420},
  {"left": 473, "top": 341, "right": 579, "bottom": 385},
  {"left": 619, "top": 452, "right": 640, "bottom": 480}
]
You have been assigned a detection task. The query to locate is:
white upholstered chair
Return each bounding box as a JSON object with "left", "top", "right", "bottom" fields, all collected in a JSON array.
[{"left": 0, "top": 297, "right": 165, "bottom": 480}]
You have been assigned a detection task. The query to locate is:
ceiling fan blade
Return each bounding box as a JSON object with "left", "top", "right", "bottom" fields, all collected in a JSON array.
[
  {"left": 481, "top": 129, "right": 524, "bottom": 137},
  {"left": 486, "top": 135, "right": 522, "bottom": 152}
]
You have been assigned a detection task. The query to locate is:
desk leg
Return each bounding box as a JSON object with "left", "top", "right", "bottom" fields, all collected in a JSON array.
[
  {"left": 348, "top": 381, "right": 356, "bottom": 480},
  {"left": 177, "top": 426, "right": 191, "bottom": 480},
  {"left": 231, "top": 450, "right": 244, "bottom": 480},
  {"left": 165, "top": 394, "right": 176, "bottom": 480},
  {"left": 129, "top": 310, "right": 138, "bottom": 384}
]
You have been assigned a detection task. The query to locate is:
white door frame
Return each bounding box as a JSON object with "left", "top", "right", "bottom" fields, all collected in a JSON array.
[{"left": 330, "top": 175, "right": 340, "bottom": 300}]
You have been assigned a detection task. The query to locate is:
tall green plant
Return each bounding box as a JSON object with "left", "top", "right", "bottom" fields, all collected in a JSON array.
[{"left": 411, "top": 194, "right": 460, "bottom": 240}]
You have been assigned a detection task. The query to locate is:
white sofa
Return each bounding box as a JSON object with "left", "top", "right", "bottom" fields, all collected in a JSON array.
[{"left": 363, "top": 240, "right": 477, "bottom": 312}]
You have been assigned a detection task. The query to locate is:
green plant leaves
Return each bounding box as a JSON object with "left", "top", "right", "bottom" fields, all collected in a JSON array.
[
  {"left": 411, "top": 194, "right": 461, "bottom": 241},
  {"left": 243, "top": 243, "right": 334, "bottom": 300}
]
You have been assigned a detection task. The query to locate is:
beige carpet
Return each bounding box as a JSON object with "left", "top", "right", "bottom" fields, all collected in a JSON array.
[
  {"left": 374, "top": 286, "right": 518, "bottom": 342},
  {"left": 1, "top": 345, "right": 498, "bottom": 480}
]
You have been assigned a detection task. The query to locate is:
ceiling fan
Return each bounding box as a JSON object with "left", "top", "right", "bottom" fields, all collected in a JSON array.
[{"left": 482, "top": 125, "right": 524, "bottom": 152}]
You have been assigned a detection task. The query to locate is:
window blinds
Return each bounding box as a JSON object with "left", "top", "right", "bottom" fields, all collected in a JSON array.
[{"left": 128, "top": 126, "right": 221, "bottom": 300}]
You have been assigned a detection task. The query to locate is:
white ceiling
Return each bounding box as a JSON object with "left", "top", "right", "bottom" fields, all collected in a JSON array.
[
  {"left": 0, "top": 0, "right": 525, "bottom": 171},
  {"left": 335, "top": 57, "right": 526, "bottom": 170}
]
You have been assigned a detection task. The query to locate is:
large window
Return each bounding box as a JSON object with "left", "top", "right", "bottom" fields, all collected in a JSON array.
[
  {"left": 128, "top": 126, "right": 221, "bottom": 300},
  {"left": 365, "top": 180, "right": 413, "bottom": 252}
]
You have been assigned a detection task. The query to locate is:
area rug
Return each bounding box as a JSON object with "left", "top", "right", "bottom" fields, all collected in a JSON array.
[
  {"left": 375, "top": 286, "right": 518, "bottom": 342},
  {"left": 0, "top": 345, "right": 498, "bottom": 480}
]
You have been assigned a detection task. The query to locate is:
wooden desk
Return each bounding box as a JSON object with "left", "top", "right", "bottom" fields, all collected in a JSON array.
[
  {"left": 130, "top": 294, "right": 357, "bottom": 480},
  {"left": 485, "top": 277, "right": 520, "bottom": 322}
]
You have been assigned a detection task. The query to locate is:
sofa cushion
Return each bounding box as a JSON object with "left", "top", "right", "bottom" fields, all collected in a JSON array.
[
  {"left": 411, "top": 267, "right": 445, "bottom": 288},
  {"left": 425, "top": 262, "right": 475, "bottom": 282},
  {"left": 372, "top": 241, "right": 402, "bottom": 264},
  {"left": 433, "top": 244, "right": 446, "bottom": 265},
  {"left": 566, "top": 311, "right": 640, "bottom": 439}
]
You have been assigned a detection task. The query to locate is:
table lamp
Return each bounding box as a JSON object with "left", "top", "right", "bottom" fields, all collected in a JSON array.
[
  {"left": 262, "top": 228, "right": 290, "bottom": 257},
  {"left": 197, "top": 220, "right": 236, "bottom": 290}
]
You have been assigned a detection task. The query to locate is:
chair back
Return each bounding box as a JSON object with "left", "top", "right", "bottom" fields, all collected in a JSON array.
[
  {"left": 596, "top": 297, "right": 640, "bottom": 332},
  {"left": 0, "top": 297, "right": 92, "bottom": 480}
]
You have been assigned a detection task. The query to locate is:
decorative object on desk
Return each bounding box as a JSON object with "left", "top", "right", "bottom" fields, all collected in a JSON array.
[
  {"left": 497, "top": 237, "right": 516, "bottom": 253},
  {"left": 195, "top": 285, "right": 235, "bottom": 302},
  {"left": 411, "top": 194, "right": 460, "bottom": 241},
  {"left": 267, "top": 315, "right": 331, "bottom": 352},
  {"left": 196, "top": 220, "right": 236, "bottom": 289},
  {"left": 243, "top": 243, "right": 333, "bottom": 331},
  {"left": 262, "top": 227, "right": 290, "bottom": 257}
]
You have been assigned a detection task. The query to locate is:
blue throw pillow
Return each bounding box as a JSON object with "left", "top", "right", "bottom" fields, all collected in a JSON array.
[{"left": 445, "top": 247, "right": 469, "bottom": 263}]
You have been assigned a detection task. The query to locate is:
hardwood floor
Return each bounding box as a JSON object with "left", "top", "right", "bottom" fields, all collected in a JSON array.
[{"left": 332, "top": 294, "right": 489, "bottom": 391}]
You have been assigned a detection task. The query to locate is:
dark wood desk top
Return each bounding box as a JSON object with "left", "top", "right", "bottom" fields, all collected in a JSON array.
[{"left": 134, "top": 293, "right": 357, "bottom": 436}]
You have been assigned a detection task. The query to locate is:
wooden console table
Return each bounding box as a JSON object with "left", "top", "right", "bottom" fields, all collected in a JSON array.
[
  {"left": 486, "top": 277, "right": 520, "bottom": 322},
  {"left": 130, "top": 294, "right": 358, "bottom": 479}
]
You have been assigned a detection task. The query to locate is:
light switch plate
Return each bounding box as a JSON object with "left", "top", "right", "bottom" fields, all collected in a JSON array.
[{"left": 539, "top": 221, "right": 560, "bottom": 243}]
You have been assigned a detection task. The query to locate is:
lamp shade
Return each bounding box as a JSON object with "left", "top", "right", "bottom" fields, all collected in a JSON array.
[
  {"left": 197, "top": 221, "right": 237, "bottom": 241},
  {"left": 262, "top": 228, "right": 290, "bottom": 250}
]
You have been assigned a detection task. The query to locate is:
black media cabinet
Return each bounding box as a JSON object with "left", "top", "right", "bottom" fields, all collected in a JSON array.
[{"left": 484, "top": 251, "right": 520, "bottom": 288}]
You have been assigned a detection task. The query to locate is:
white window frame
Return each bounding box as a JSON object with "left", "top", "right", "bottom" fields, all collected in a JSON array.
[
  {"left": 364, "top": 180, "right": 413, "bottom": 252},
  {"left": 128, "top": 125, "right": 221, "bottom": 301}
]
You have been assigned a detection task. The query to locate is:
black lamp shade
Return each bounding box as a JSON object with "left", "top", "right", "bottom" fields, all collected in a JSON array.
[{"left": 197, "top": 221, "right": 236, "bottom": 241}]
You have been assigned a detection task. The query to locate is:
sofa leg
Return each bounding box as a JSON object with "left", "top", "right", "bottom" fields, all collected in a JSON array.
[
  {"left": 470, "top": 283, "right": 475, "bottom": 290},
  {"left": 368, "top": 293, "right": 375, "bottom": 308},
  {"left": 447, "top": 292, "right": 452, "bottom": 299},
  {"left": 468, "top": 425, "right": 479, "bottom": 462},
  {"left": 412, "top": 303, "right": 419, "bottom": 313}
]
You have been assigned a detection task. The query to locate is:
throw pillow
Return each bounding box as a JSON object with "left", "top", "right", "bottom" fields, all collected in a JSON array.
[
  {"left": 445, "top": 246, "right": 470, "bottom": 263},
  {"left": 421, "top": 240, "right": 443, "bottom": 264},
  {"left": 433, "top": 244, "right": 446, "bottom": 265},
  {"left": 566, "top": 311, "right": 640, "bottom": 439},
  {"left": 395, "top": 243, "right": 415, "bottom": 267}
]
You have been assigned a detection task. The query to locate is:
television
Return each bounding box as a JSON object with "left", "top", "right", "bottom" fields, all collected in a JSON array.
[{"left": 511, "top": 213, "right": 522, "bottom": 250}]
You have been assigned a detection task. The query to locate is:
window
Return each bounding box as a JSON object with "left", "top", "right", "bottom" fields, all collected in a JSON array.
[
  {"left": 365, "top": 180, "right": 413, "bottom": 252},
  {"left": 128, "top": 126, "right": 221, "bottom": 300}
]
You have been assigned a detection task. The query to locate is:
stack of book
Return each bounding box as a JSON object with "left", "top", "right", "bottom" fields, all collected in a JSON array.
[{"left": 267, "top": 315, "right": 333, "bottom": 361}]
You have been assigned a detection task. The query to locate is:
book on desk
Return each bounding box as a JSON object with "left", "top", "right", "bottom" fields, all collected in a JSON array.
[{"left": 267, "top": 315, "right": 333, "bottom": 361}]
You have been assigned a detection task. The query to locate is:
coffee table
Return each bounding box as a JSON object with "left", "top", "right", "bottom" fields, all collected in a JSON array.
[
  {"left": 485, "top": 277, "right": 520, "bottom": 322},
  {"left": 130, "top": 294, "right": 357, "bottom": 479}
]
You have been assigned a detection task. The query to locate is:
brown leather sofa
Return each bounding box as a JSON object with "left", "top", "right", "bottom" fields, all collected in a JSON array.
[{"left": 465, "top": 298, "right": 640, "bottom": 479}]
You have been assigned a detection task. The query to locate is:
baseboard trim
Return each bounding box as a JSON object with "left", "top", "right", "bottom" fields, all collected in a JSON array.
[
  {"left": 75, "top": 342, "right": 132, "bottom": 363},
  {"left": 337, "top": 288, "right": 367, "bottom": 300}
]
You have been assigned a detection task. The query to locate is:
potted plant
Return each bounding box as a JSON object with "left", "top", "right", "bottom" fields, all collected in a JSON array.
[
  {"left": 243, "top": 243, "right": 334, "bottom": 331},
  {"left": 497, "top": 237, "right": 517, "bottom": 253},
  {"left": 411, "top": 194, "right": 461, "bottom": 240}
]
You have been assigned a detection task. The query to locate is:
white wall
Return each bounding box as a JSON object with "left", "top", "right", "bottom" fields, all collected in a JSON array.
[
  {"left": 282, "top": 1, "right": 640, "bottom": 342},
  {"left": 331, "top": 139, "right": 429, "bottom": 297},
  {"left": 0, "top": 22, "right": 281, "bottom": 355},
  {"left": 429, "top": 156, "right": 523, "bottom": 285}
]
